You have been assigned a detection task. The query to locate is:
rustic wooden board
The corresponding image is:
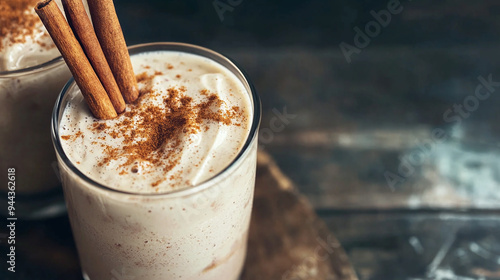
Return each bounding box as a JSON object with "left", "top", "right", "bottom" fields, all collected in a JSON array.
[{"left": 242, "top": 151, "right": 358, "bottom": 280}]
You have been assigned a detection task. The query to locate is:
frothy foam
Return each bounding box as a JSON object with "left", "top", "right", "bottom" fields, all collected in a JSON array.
[
  {"left": 0, "top": 0, "right": 89, "bottom": 71},
  {"left": 60, "top": 51, "right": 252, "bottom": 193}
]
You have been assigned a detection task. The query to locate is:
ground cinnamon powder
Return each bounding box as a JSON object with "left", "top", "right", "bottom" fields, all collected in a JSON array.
[
  {"left": 0, "top": 0, "right": 45, "bottom": 51},
  {"left": 83, "top": 70, "right": 244, "bottom": 188}
]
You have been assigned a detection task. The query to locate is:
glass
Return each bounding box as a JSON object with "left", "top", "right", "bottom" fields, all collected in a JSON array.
[
  {"left": 0, "top": 56, "right": 70, "bottom": 219},
  {"left": 51, "top": 42, "right": 261, "bottom": 280}
]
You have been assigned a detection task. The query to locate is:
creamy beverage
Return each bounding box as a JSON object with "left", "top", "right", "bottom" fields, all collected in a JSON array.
[
  {"left": 53, "top": 43, "right": 260, "bottom": 280},
  {"left": 0, "top": 0, "right": 72, "bottom": 195}
]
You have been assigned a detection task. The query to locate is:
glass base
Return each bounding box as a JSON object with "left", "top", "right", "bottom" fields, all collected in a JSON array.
[{"left": 81, "top": 269, "right": 244, "bottom": 280}]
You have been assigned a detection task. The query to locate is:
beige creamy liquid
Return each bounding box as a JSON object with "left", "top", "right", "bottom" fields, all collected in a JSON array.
[{"left": 58, "top": 50, "right": 257, "bottom": 279}]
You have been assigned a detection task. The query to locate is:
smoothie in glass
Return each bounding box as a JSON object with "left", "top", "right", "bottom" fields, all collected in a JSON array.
[{"left": 52, "top": 43, "right": 260, "bottom": 280}]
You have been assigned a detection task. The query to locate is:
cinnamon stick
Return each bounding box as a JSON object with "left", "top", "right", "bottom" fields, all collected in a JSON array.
[
  {"left": 62, "top": 0, "right": 126, "bottom": 114},
  {"left": 35, "top": 0, "right": 117, "bottom": 119},
  {"left": 87, "top": 0, "right": 139, "bottom": 104}
]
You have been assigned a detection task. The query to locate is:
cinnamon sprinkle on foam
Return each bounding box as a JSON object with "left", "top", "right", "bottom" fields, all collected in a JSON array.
[
  {"left": 80, "top": 70, "right": 243, "bottom": 187},
  {"left": 1, "top": 0, "right": 42, "bottom": 51}
]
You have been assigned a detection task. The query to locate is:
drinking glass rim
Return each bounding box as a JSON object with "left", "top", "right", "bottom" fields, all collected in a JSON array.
[
  {"left": 51, "top": 42, "right": 261, "bottom": 198},
  {"left": 0, "top": 56, "right": 65, "bottom": 77}
]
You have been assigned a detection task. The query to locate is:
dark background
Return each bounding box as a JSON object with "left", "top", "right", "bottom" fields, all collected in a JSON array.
[
  {"left": 117, "top": 1, "right": 500, "bottom": 279},
  {"left": 3, "top": 0, "right": 500, "bottom": 279}
]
